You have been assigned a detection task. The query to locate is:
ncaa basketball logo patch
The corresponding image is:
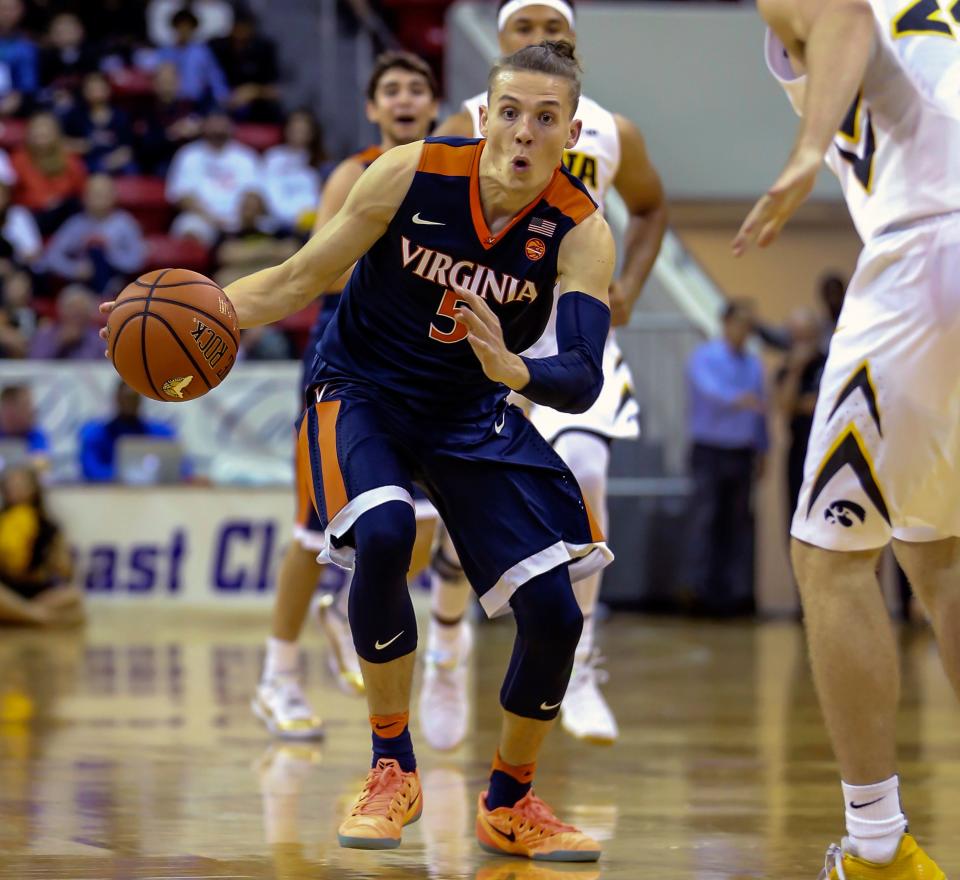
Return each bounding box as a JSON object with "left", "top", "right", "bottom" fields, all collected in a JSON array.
[
  {"left": 525, "top": 238, "right": 546, "bottom": 261},
  {"left": 162, "top": 375, "right": 194, "bottom": 399}
]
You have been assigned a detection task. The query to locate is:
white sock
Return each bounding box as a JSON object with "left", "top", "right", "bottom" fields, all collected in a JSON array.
[
  {"left": 264, "top": 637, "right": 300, "bottom": 681},
  {"left": 574, "top": 613, "right": 595, "bottom": 666},
  {"left": 842, "top": 776, "right": 907, "bottom": 864}
]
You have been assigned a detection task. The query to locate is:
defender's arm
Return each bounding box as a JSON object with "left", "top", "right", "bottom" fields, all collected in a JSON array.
[{"left": 433, "top": 108, "right": 476, "bottom": 138}]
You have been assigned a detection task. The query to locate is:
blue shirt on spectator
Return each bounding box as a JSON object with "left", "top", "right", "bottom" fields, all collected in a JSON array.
[
  {"left": 155, "top": 43, "right": 229, "bottom": 106},
  {"left": 0, "top": 426, "right": 48, "bottom": 453},
  {"left": 78, "top": 415, "right": 176, "bottom": 482},
  {"left": 0, "top": 34, "right": 38, "bottom": 95},
  {"left": 686, "top": 338, "right": 768, "bottom": 452}
]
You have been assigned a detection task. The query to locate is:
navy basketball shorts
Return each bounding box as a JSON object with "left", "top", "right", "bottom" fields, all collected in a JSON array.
[{"left": 295, "top": 380, "right": 613, "bottom": 617}]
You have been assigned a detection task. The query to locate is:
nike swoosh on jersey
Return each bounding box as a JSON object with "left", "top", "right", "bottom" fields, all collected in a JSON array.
[
  {"left": 539, "top": 700, "right": 561, "bottom": 711},
  {"left": 375, "top": 631, "right": 404, "bottom": 651},
  {"left": 412, "top": 213, "right": 445, "bottom": 226},
  {"left": 494, "top": 414, "right": 505, "bottom": 434}
]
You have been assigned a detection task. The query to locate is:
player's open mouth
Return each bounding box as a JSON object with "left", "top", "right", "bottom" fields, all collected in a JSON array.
[
  {"left": 512, "top": 157, "right": 530, "bottom": 172},
  {"left": 394, "top": 115, "right": 416, "bottom": 125}
]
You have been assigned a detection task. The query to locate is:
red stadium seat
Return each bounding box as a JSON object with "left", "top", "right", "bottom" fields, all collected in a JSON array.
[
  {"left": 277, "top": 300, "right": 321, "bottom": 356},
  {"left": 143, "top": 235, "right": 212, "bottom": 274},
  {"left": 0, "top": 118, "right": 26, "bottom": 151},
  {"left": 234, "top": 123, "right": 283, "bottom": 152},
  {"left": 109, "top": 67, "right": 154, "bottom": 99},
  {"left": 114, "top": 175, "right": 174, "bottom": 235}
]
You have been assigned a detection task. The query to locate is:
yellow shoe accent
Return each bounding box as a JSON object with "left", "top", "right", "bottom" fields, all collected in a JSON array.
[
  {"left": 317, "top": 593, "right": 365, "bottom": 696},
  {"left": 476, "top": 791, "right": 601, "bottom": 862},
  {"left": 821, "top": 834, "right": 946, "bottom": 880},
  {"left": 338, "top": 759, "right": 422, "bottom": 850}
]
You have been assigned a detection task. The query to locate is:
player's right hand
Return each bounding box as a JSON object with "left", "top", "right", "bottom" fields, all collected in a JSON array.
[
  {"left": 98, "top": 300, "right": 116, "bottom": 357},
  {"left": 731, "top": 146, "right": 821, "bottom": 256}
]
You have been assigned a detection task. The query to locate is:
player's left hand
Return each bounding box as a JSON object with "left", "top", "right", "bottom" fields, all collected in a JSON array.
[
  {"left": 454, "top": 291, "right": 529, "bottom": 390},
  {"left": 732, "top": 146, "right": 822, "bottom": 256},
  {"left": 98, "top": 300, "right": 116, "bottom": 358}
]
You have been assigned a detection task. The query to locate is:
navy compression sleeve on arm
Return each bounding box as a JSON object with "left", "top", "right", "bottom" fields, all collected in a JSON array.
[{"left": 519, "top": 292, "right": 610, "bottom": 414}]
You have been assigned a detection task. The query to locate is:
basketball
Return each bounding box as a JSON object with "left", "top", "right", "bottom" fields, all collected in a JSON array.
[{"left": 107, "top": 268, "right": 240, "bottom": 402}]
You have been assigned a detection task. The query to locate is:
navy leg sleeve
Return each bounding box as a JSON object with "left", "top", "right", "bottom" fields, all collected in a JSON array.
[
  {"left": 500, "top": 565, "right": 584, "bottom": 720},
  {"left": 348, "top": 501, "right": 419, "bottom": 663}
]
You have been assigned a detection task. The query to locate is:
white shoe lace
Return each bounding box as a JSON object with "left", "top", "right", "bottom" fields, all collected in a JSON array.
[
  {"left": 268, "top": 678, "right": 312, "bottom": 720},
  {"left": 820, "top": 842, "right": 846, "bottom": 880},
  {"left": 571, "top": 649, "right": 610, "bottom": 689}
]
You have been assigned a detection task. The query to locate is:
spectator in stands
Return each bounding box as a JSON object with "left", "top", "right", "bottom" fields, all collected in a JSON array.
[
  {"left": 210, "top": 10, "right": 281, "bottom": 122},
  {"left": 0, "top": 463, "right": 84, "bottom": 627},
  {"left": 44, "top": 174, "right": 145, "bottom": 296},
  {"left": 215, "top": 190, "right": 298, "bottom": 285},
  {"left": 0, "top": 181, "right": 40, "bottom": 267},
  {"left": 11, "top": 111, "right": 86, "bottom": 235},
  {"left": 133, "top": 62, "right": 202, "bottom": 175},
  {"left": 38, "top": 12, "right": 98, "bottom": 104},
  {"left": 261, "top": 109, "right": 324, "bottom": 234},
  {"left": 0, "top": 0, "right": 37, "bottom": 117},
  {"left": 79, "top": 380, "right": 177, "bottom": 482},
  {"left": 167, "top": 108, "right": 260, "bottom": 245},
  {"left": 0, "top": 383, "right": 47, "bottom": 457},
  {"left": 148, "top": 0, "right": 234, "bottom": 46},
  {"left": 684, "top": 299, "right": 768, "bottom": 617},
  {"left": 0, "top": 270, "right": 34, "bottom": 356},
  {"left": 153, "top": 8, "right": 229, "bottom": 110},
  {"left": 60, "top": 72, "right": 136, "bottom": 175},
  {"left": 28, "top": 284, "right": 103, "bottom": 359},
  {"left": 774, "top": 306, "right": 827, "bottom": 529},
  {"left": 0, "top": 145, "right": 13, "bottom": 185},
  {"left": 818, "top": 271, "right": 846, "bottom": 344}
]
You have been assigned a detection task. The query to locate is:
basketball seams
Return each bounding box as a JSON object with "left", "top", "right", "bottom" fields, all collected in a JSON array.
[
  {"left": 116, "top": 295, "right": 240, "bottom": 348},
  {"left": 146, "top": 311, "right": 215, "bottom": 391},
  {"left": 140, "top": 268, "right": 170, "bottom": 399}
]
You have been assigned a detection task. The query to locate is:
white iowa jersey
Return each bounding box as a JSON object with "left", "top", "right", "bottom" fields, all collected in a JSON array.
[
  {"left": 462, "top": 91, "right": 620, "bottom": 206},
  {"left": 765, "top": 3, "right": 960, "bottom": 242}
]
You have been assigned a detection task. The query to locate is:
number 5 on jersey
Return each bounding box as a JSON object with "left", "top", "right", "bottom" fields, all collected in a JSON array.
[{"left": 429, "top": 290, "right": 469, "bottom": 344}]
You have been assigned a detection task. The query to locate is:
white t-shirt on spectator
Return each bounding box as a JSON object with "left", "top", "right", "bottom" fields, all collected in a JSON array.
[
  {"left": 148, "top": 0, "right": 234, "bottom": 46},
  {"left": 166, "top": 139, "right": 261, "bottom": 230},
  {"left": 3, "top": 205, "right": 41, "bottom": 265},
  {"left": 261, "top": 145, "right": 320, "bottom": 229}
]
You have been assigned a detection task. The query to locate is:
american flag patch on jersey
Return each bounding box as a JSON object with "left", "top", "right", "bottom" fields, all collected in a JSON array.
[{"left": 528, "top": 217, "right": 557, "bottom": 237}]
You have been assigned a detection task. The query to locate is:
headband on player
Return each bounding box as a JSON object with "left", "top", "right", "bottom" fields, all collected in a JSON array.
[{"left": 497, "top": 0, "right": 575, "bottom": 33}]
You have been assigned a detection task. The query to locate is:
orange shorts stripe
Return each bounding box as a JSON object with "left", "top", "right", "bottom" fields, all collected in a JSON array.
[
  {"left": 296, "top": 416, "right": 317, "bottom": 527},
  {"left": 314, "top": 400, "right": 348, "bottom": 521},
  {"left": 544, "top": 175, "right": 596, "bottom": 224},
  {"left": 418, "top": 140, "right": 475, "bottom": 177},
  {"left": 582, "top": 496, "right": 605, "bottom": 543}
]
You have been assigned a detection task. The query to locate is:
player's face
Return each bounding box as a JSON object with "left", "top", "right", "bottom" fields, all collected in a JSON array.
[
  {"left": 499, "top": 7, "right": 575, "bottom": 55},
  {"left": 481, "top": 70, "right": 580, "bottom": 190},
  {"left": 367, "top": 69, "right": 437, "bottom": 148}
]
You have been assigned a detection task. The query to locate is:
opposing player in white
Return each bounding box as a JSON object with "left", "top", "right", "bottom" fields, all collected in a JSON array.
[
  {"left": 430, "top": 0, "right": 666, "bottom": 748},
  {"left": 735, "top": 0, "right": 960, "bottom": 874}
]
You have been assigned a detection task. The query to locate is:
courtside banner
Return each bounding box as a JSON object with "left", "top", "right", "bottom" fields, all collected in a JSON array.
[
  {"left": 0, "top": 362, "right": 302, "bottom": 484},
  {"left": 47, "top": 485, "right": 347, "bottom": 603}
]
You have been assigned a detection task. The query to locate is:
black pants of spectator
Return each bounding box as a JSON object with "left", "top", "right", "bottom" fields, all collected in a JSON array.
[{"left": 685, "top": 443, "right": 756, "bottom": 616}]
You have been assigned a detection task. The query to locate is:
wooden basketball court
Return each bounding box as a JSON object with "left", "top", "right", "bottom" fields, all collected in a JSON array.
[{"left": 1, "top": 607, "right": 957, "bottom": 879}]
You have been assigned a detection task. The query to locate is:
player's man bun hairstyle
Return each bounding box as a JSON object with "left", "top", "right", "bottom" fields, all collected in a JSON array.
[
  {"left": 366, "top": 50, "right": 439, "bottom": 101},
  {"left": 487, "top": 40, "right": 582, "bottom": 112}
]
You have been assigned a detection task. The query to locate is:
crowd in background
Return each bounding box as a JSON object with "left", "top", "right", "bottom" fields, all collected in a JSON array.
[{"left": 0, "top": 0, "right": 329, "bottom": 364}]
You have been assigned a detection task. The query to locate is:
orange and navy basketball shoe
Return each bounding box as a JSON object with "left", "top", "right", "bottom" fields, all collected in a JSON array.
[
  {"left": 337, "top": 758, "right": 422, "bottom": 849},
  {"left": 476, "top": 791, "right": 601, "bottom": 862},
  {"left": 818, "top": 835, "right": 945, "bottom": 879}
]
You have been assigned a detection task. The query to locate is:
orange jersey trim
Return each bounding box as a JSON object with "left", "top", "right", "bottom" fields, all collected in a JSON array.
[
  {"left": 543, "top": 171, "right": 597, "bottom": 225},
  {"left": 314, "top": 400, "right": 348, "bottom": 521},
  {"left": 352, "top": 144, "right": 384, "bottom": 166},
  {"left": 296, "top": 416, "right": 318, "bottom": 525},
  {"left": 418, "top": 140, "right": 474, "bottom": 177},
  {"left": 583, "top": 496, "right": 605, "bottom": 543}
]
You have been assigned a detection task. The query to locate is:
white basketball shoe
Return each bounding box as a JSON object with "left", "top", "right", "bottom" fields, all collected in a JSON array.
[
  {"left": 560, "top": 649, "right": 618, "bottom": 744},
  {"left": 419, "top": 619, "right": 473, "bottom": 751}
]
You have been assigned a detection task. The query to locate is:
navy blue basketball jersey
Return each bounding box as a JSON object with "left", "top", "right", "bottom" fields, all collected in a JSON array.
[{"left": 308, "top": 137, "right": 598, "bottom": 420}]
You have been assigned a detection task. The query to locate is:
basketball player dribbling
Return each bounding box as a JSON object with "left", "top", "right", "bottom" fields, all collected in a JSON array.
[
  {"left": 213, "top": 41, "right": 612, "bottom": 859},
  {"left": 734, "top": 0, "right": 960, "bottom": 874},
  {"left": 251, "top": 50, "right": 440, "bottom": 740},
  {"left": 425, "top": 0, "right": 667, "bottom": 749}
]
